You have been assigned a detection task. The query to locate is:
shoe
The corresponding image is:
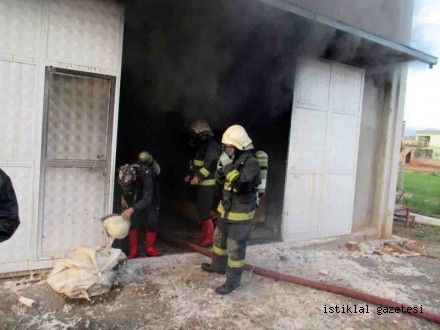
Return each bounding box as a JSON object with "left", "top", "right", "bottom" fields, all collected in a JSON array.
[
  {"left": 197, "top": 219, "right": 214, "bottom": 247},
  {"left": 201, "top": 263, "right": 226, "bottom": 275},
  {"left": 215, "top": 284, "right": 238, "bottom": 295},
  {"left": 127, "top": 229, "right": 138, "bottom": 259},
  {"left": 145, "top": 231, "right": 161, "bottom": 257}
]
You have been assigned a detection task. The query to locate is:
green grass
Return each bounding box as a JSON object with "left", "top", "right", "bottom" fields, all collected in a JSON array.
[
  {"left": 403, "top": 171, "right": 440, "bottom": 218},
  {"left": 414, "top": 224, "right": 440, "bottom": 242}
]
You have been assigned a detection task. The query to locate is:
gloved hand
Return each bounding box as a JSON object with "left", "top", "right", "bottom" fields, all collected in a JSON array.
[
  {"left": 222, "top": 191, "right": 233, "bottom": 211},
  {"left": 216, "top": 168, "right": 225, "bottom": 181},
  {"left": 190, "top": 176, "right": 199, "bottom": 186},
  {"left": 184, "top": 174, "right": 192, "bottom": 183},
  {"left": 122, "top": 207, "right": 134, "bottom": 220},
  {"left": 216, "top": 160, "right": 225, "bottom": 180}
]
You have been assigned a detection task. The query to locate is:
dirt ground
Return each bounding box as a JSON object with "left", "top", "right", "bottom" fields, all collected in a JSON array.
[
  {"left": 393, "top": 221, "right": 440, "bottom": 255},
  {"left": 404, "top": 165, "right": 440, "bottom": 173},
  {"left": 1, "top": 223, "right": 439, "bottom": 330}
]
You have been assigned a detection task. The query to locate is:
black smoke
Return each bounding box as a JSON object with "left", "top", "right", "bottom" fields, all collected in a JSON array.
[{"left": 115, "top": 0, "right": 340, "bottom": 237}]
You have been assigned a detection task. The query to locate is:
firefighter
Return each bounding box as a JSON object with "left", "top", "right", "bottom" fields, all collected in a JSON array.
[
  {"left": 121, "top": 151, "right": 161, "bottom": 258},
  {"left": 0, "top": 168, "right": 20, "bottom": 243},
  {"left": 201, "top": 125, "right": 261, "bottom": 295},
  {"left": 185, "top": 119, "right": 221, "bottom": 247}
]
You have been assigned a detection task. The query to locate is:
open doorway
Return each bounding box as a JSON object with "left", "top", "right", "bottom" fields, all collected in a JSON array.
[{"left": 113, "top": 0, "right": 301, "bottom": 253}]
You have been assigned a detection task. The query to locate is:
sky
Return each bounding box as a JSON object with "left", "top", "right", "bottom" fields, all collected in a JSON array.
[{"left": 404, "top": 0, "right": 440, "bottom": 130}]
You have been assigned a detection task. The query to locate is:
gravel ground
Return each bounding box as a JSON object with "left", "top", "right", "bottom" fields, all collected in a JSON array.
[{"left": 0, "top": 235, "right": 439, "bottom": 330}]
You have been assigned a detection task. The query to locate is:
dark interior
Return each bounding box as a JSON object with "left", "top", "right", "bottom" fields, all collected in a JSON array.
[
  {"left": 114, "top": 0, "right": 392, "bottom": 252},
  {"left": 113, "top": 0, "right": 407, "bottom": 255}
]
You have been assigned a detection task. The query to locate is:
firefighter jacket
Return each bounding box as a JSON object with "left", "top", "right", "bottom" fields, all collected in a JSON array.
[
  {"left": 132, "top": 167, "right": 160, "bottom": 214},
  {"left": 0, "top": 169, "right": 20, "bottom": 243},
  {"left": 216, "top": 150, "right": 261, "bottom": 222},
  {"left": 189, "top": 136, "right": 221, "bottom": 187}
]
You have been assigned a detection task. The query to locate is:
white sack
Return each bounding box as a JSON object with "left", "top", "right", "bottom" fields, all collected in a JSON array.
[
  {"left": 102, "top": 214, "right": 130, "bottom": 239},
  {"left": 47, "top": 247, "right": 126, "bottom": 299}
]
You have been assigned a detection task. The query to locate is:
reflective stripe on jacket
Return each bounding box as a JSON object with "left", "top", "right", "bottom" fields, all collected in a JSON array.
[
  {"left": 190, "top": 137, "right": 221, "bottom": 186},
  {"left": 216, "top": 151, "right": 261, "bottom": 222}
]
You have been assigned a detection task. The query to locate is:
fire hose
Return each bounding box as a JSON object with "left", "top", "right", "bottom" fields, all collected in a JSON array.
[{"left": 161, "top": 236, "right": 440, "bottom": 325}]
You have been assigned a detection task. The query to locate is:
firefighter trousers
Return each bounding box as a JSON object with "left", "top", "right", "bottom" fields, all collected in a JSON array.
[
  {"left": 196, "top": 185, "right": 217, "bottom": 221},
  {"left": 211, "top": 219, "right": 252, "bottom": 287},
  {"left": 129, "top": 206, "right": 159, "bottom": 232}
]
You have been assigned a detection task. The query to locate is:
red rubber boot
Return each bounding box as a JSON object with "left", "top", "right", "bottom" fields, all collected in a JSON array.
[
  {"left": 127, "top": 229, "right": 138, "bottom": 259},
  {"left": 145, "top": 231, "right": 161, "bottom": 257},
  {"left": 197, "top": 219, "right": 214, "bottom": 247}
]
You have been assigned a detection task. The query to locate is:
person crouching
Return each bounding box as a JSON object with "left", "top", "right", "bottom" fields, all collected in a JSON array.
[{"left": 120, "top": 151, "right": 161, "bottom": 258}]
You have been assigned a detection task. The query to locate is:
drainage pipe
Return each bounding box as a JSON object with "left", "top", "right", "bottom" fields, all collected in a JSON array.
[{"left": 164, "top": 237, "right": 440, "bottom": 325}]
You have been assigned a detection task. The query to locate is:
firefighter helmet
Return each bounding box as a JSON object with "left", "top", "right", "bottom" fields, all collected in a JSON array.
[
  {"left": 138, "top": 151, "right": 160, "bottom": 176},
  {"left": 138, "top": 151, "right": 153, "bottom": 165},
  {"left": 222, "top": 125, "right": 253, "bottom": 150},
  {"left": 190, "top": 119, "right": 212, "bottom": 134}
]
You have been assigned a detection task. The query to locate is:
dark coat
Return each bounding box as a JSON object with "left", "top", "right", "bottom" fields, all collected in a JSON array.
[
  {"left": 132, "top": 168, "right": 160, "bottom": 214},
  {"left": 190, "top": 136, "right": 221, "bottom": 185},
  {"left": 0, "top": 169, "right": 20, "bottom": 243},
  {"left": 216, "top": 150, "right": 261, "bottom": 221}
]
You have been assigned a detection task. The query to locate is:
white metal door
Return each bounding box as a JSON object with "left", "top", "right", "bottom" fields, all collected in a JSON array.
[
  {"left": 39, "top": 69, "right": 114, "bottom": 256},
  {"left": 282, "top": 58, "right": 364, "bottom": 241}
]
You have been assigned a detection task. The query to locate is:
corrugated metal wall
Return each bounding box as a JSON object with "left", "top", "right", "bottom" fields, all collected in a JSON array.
[{"left": 0, "top": 0, "right": 124, "bottom": 273}]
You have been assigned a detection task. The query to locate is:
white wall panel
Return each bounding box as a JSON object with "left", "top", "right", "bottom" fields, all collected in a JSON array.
[
  {"left": 330, "top": 63, "right": 363, "bottom": 115},
  {"left": 289, "top": 108, "right": 327, "bottom": 171},
  {"left": 294, "top": 58, "right": 331, "bottom": 112},
  {"left": 41, "top": 167, "right": 106, "bottom": 254},
  {"left": 47, "top": 0, "right": 123, "bottom": 70},
  {"left": 0, "top": 61, "right": 37, "bottom": 160},
  {"left": 326, "top": 113, "right": 359, "bottom": 172},
  {"left": 319, "top": 174, "right": 355, "bottom": 237},
  {"left": 0, "top": 0, "right": 43, "bottom": 59},
  {"left": 283, "top": 58, "right": 364, "bottom": 242},
  {"left": 0, "top": 0, "right": 124, "bottom": 273},
  {"left": 46, "top": 74, "right": 111, "bottom": 160},
  {"left": 282, "top": 174, "right": 322, "bottom": 241},
  {"left": 0, "top": 166, "right": 32, "bottom": 262}
]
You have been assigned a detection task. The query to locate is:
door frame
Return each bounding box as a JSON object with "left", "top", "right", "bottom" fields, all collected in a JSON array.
[{"left": 37, "top": 67, "right": 116, "bottom": 257}]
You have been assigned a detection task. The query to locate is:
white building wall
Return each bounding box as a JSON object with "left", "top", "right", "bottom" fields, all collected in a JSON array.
[
  {"left": 431, "top": 135, "right": 440, "bottom": 147},
  {"left": 352, "top": 76, "right": 384, "bottom": 231},
  {"left": 282, "top": 59, "right": 365, "bottom": 241},
  {"left": 0, "top": 0, "right": 124, "bottom": 273}
]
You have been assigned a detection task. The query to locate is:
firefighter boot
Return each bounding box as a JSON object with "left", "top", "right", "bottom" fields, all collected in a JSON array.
[
  {"left": 197, "top": 219, "right": 214, "bottom": 247},
  {"left": 194, "top": 215, "right": 216, "bottom": 240},
  {"left": 215, "top": 267, "right": 243, "bottom": 295},
  {"left": 127, "top": 229, "right": 138, "bottom": 259},
  {"left": 201, "top": 254, "right": 227, "bottom": 274},
  {"left": 145, "top": 231, "right": 161, "bottom": 257}
]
